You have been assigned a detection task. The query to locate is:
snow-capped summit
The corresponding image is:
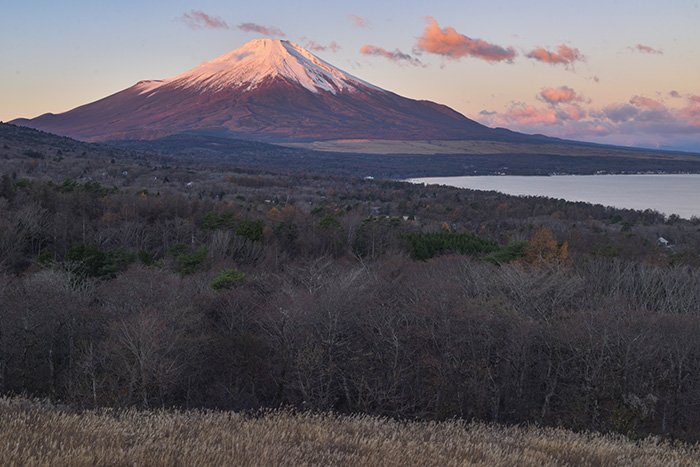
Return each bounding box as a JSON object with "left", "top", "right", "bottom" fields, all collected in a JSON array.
[
  {"left": 142, "top": 38, "right": 377, "bottom": 95},
  {"left": 12, "top": 38, "right": 520, "bottom": 143}
]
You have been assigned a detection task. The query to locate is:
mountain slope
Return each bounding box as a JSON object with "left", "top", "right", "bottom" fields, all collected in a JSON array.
[{"left": 12, "top": 39, "right": 532, "bottom": 143}]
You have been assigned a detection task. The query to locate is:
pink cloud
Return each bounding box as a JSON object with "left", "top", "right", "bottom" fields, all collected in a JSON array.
[
  {"left": 498, "top": 103, "right": 560, "bottom": 125},
  {"left": 539, "top": 86, "right": 580, "bottom": 105},
  {"left": 526, "top": 44, "right": 585, "bottom": 68},
  {"left": 484, "top": 102, "right": 586, "bottom": 127},
  {"left": 349, "top": 15, "right": 369, "bottom": 28},
  {"left": 633, "top": 44, "right": 663, "bottom": 55},
  {"left": 680, "top": 97, "right": 700, "bottom": 125},
  {"left": 479, "top": 104, "right": 608, "bottom": 140},
  {"left": 416, "top": 17, "right": 516, "bottom": 63},
  {"left": 478, "top": 91, "right": 700, "bottom": 150},
  {"left": 238, "top": 22, "right": 286, "bottom": 37},
  {"left": 181, "top": 10, "right": 228, "bottom": 30},
  {"left": 680, "top": 108, "right": 700, "bottom": 126},
  {"left": 560, "top": 105, "right": 587, "bottom": 121},
  {"left": 305, "top": 40, "right": 341, "bottom": 53},
  {"left": 630, "top": 95, "right": 665, "bottom": 110},
  {"left": 360, "top": 45, "right": 423, "bottom": 66}
]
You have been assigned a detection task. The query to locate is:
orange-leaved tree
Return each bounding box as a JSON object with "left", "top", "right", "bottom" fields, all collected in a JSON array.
[{"left": 524, "top": 226, "right": 570, "bottom": 266}]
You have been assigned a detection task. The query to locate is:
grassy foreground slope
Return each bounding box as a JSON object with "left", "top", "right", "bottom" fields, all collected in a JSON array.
[{"left": 1, "top": 398, "right": 698, "bottom": 466}]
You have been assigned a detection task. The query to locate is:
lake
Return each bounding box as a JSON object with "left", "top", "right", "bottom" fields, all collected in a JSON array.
[{"left": 409, "top": 174, "right": 700, "bottom": 219}]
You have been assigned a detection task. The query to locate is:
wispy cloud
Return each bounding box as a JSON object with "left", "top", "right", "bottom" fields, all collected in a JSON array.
[
  {"left": 181, "top": 10, "right": 228, "bottom": 30},
  {"left": 526, "top": 44, "right": 585, "bottom": 68},
  {"left": 349, "top": 15, "right": 369, "bottom": 28},
  {"left": 416, "top": 17, "right": 516, "bottom": 63},
  {"left": 238, "top": 22, "right": 286, "bottom": 37},
  {"left": 304, "top": 40, "right": 341, "bottom": 53},
  {"left": 631, "top": 44, "right": 663, "bottom": 55},
  {"left": 360, "top": 45, "right": 423, "bottom": 66}
]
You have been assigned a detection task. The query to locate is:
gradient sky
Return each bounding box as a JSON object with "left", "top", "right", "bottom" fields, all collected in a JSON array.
[{"left": 2, "top": 1, "right": 700, "bottom": 150}]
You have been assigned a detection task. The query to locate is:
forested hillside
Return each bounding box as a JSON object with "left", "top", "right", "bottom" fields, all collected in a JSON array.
[{"left": 2, "top": 124, "right": 700, "bottom": 441}]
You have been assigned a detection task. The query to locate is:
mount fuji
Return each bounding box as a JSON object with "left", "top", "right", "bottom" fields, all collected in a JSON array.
[{"left": 12, "top": 38, "right": 537, "bottom": 143}]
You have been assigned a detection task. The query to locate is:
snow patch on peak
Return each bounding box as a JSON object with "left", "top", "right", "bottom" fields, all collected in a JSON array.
[
  {"left": 135, "top": 80, "right": 165, "bottom": 95},
  {"left": 142, "top": 39, "right": 380, "bottom": 95}
]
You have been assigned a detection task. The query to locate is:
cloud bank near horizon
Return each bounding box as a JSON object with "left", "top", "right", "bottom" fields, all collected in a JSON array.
[{"left": 479, "top": 89, "right": 700, "bottom": 150}]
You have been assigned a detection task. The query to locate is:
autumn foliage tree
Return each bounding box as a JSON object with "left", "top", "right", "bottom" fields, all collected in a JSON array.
[{"left": 524, "top": 227, "right": 570, "bottom": 266}]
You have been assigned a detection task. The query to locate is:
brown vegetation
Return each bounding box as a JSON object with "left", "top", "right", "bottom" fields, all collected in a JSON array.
[
  {"left": 2, "top": 397, "right": 699, "bottom": 466},
  {"left": 284, "top": 138, "right": 700, "bottom": 160}
]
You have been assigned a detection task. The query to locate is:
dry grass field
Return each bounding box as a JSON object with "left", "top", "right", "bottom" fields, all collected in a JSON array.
[
  {"left": 283, "top": 139, "right": 700, "bottom": 160},
  {"left": 1, "top": 398, "right": 699, "bottom": 466}
]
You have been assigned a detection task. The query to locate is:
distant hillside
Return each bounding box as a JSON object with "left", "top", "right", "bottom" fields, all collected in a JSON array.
[
  {"left": 115, "top": 132, "right": 700, "bottom": 178},
  {"left": 4, "top": 123, "right": 700, "bottom": 178}
]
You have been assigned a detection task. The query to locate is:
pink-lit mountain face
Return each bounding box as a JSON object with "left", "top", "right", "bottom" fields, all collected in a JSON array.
[{"left": 13, "top": 39, "right": 514, "bottom": 143}]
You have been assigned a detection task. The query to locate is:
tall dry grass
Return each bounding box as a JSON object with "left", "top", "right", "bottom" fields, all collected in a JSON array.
[{"left": 1, "top": 397, "right": 698, "bottom": 466}]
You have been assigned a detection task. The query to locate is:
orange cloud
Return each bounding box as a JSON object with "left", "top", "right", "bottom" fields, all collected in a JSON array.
[
  {"left": 633, "top": 44, "right": 663, "bottom": 55},
  {"left": 539, "top": 86, "right": 580, "bottom": 105},
  {"left": 416, "top": 17, "right": 516, "bottom": 62},
  {"left": 305, "top": 40, "right": 341, "bottom": 53},
  {"left": 182, "top": 10, "right": 228, "bottom": 30},
  {"left": 349, "top": 15, "right": 368, "bottom": 28},
  {"left": 238, "top": 22, "right": 286, "bottom": 37},
  {"left": 360, "top": 45, "right": 423, "bottom": 66},
  {"left": 526, "top": 45, "right": 584, "bottom": 68}
]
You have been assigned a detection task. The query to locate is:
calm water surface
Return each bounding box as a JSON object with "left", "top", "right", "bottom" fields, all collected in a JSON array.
[{"left": 409, "top": 174, "right": 700, "bottom": 219}]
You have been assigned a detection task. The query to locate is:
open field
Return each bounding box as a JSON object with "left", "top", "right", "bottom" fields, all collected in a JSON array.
[
  {"left": 1, "top": 398, "right": 699, "bottom": 466},
  {"left": 113, "top": 132, "right": 700, "bottom": 178},
  {"left": 282, "top": 139, "right": 700, "bottom": 160}
]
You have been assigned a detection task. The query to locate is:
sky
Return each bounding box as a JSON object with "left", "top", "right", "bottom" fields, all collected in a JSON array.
[{"left": 2, "top": 0, "right": 700, "bottom": 151}]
